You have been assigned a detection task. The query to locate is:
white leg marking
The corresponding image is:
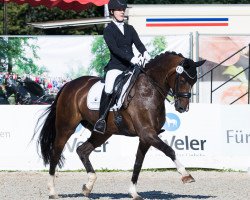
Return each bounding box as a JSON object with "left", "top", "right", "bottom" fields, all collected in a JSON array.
[
  {"left": 174, "top": 159, "right": 189, "bottom": 176},
  {"left": 47, "top": 174, "right": 58, "bottom": 198},
  {"left": 129, "top": 183, "right": 139, "bottom": 199},
  {"left": 85, "top": 172, "right": 97, "bottom": 191}
]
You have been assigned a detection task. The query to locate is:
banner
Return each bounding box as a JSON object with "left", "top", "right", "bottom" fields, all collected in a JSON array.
[
  {"left": 198, "top": 35, "right": 250, "bottom": 104},
  {"left": 0, "top": 103, "right": 249, "bottom": 171},
  {"left": 0, "top": 35, "right": 191, "bottom": 105}
]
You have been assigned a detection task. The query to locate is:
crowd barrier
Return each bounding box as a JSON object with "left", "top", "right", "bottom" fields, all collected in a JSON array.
[{"left": 0, "top": 103, "right": 249, "bottom": 171}]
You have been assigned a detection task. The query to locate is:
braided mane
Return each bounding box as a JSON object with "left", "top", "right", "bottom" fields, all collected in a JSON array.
[{"left": 145, "top": 51, "right": 184, "bottom": 69}]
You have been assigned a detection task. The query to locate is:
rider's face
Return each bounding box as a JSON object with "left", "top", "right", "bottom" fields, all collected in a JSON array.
[{"left": 113, "top": 9, "right": 125, "bottom": 22}]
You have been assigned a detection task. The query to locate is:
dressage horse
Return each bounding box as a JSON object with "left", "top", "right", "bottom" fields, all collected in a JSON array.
[{"left": 34, "top": 51, "right": 205, "bottom": 199}]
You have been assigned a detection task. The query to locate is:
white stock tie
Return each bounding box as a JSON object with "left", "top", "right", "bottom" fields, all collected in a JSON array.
[{"left": 113, "top": 20, "right": 124, "bottom": 35}]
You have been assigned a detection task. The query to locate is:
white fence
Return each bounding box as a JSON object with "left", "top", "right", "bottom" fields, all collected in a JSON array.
[{"left": 0, "top": 103, "right": 249, "bottom": 171}]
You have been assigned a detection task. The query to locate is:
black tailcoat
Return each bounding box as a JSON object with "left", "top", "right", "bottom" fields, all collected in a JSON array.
[{"left": 103, "top": 21, "right": 147, "bottom": 71}]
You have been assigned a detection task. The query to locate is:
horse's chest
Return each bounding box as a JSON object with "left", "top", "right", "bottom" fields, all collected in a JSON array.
[
  {"left": 137, "top": 88, "right": 162, "bottom": 109},
  {"left": 138, "top": 83, "right": 157, "bottom": 100}
]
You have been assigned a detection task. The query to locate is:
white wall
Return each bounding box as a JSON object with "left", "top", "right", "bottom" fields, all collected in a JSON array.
[{"left": 127, "top": 4, "right": 250, "bottom": 35}]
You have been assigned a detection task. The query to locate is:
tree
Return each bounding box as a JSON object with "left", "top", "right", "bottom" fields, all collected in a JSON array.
[
  {"left": 1, "top": 1, "right": 250, "bottom": 35},
  {"left": 148, "top": 36, "right": 167, "bottom": 58},
  {"left": 0, "top": 4, "right": 3, "bottom": 34},
  {"left": 0, "top": 3, "right": 104, "bottom": 35},
  {"left": 89, "top": 36, "right": 110, "bottom": 77},
  {"left": 0, "top": 37, "right": 47, "bottom": 75},
  {"left": 65, "top": 64, "right": 88, "bottom": 80}
]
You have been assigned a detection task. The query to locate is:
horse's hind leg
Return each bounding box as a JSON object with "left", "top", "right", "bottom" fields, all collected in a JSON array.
[
  {"left": 129, "top": 140, "right": 150, "bottom": 200},
  {"left": 76, "top": 141, "right": 95, "bottom": 197},
  {"left": 48, "top": 130, "right": 74, "bottom": 199},
  {"left": 76, "top": 132, "right": 111, "bottom": 197}
]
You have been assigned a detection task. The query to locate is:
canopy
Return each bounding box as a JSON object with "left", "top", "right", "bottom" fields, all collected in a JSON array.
[
  {"left": 29, "top": 17, "right": 112, "bottom": 29},
  {"left": 4, "top": 0, "right": 109, "bottom": 12}
]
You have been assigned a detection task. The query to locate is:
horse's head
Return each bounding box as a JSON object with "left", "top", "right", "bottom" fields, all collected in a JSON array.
[
  {"left": 144, "top": 51, "right": 205, "bottom": 113},
  {"left": 166, "top": 57, "right": 205, "bottom": 113}
]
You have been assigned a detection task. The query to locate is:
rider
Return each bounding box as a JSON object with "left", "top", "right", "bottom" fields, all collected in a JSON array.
[{"left": 93, "top": 0, "right": 151, "bottom": 134}]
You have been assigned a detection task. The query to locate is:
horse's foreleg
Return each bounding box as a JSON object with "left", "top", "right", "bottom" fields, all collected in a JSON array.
[
  {"left": 174, "top": 159, "right": 195, "bottom": 183},
  {"left": 143, "top": 133, "right": 195, "bottom": 183},
  {"left": 76, "top": 133, "right": 111, "bottom": 197},
  {"left": 129, "top": 140, "right": 150, "bottom": 200}
]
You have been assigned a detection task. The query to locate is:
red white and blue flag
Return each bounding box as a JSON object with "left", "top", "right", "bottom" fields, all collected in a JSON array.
[{"left": 146, "top": 18, "right": 229, "bottom": 27}]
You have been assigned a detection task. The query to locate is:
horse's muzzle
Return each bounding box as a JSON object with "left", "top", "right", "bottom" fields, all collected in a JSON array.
[{"left": 175, "top": 100, "right": 189, "bottom": 113}]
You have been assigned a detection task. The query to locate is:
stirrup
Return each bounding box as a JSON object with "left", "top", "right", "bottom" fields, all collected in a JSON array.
[{"left": 93, "top": 118, "right": 106, "bottom": 134}]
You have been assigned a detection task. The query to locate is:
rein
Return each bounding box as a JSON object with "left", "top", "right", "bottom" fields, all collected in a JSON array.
[
  {"left": 138, "top": 65, "right": 167, "bottom": 100},
  {"left": 139, "top": 58, "right": 191, "bottom": 100}
]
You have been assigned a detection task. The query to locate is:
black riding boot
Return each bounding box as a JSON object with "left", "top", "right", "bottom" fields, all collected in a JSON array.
[{"left": 93, "top": 91, "right": 112, "bottom": 134}]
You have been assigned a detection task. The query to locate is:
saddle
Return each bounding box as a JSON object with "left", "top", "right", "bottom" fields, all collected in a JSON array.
[{"left": 87, "top": 65, "right": 142, "bottom": 111}]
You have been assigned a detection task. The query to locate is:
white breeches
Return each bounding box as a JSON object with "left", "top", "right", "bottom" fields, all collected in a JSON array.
[{"left": 104, "top": 69, "right": 123, "bottom": 94}]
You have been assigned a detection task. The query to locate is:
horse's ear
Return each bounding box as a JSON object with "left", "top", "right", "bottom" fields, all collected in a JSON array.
[{"left": 195, "top": 60, "right": 206, "bottom": 67}]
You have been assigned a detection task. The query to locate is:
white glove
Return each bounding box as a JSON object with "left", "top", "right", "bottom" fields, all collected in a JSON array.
[
  {"left": 130, "top": 56, "right": 141, "bottom": 66},
  {"left": 143, "top": 51, "right": 151, "bottom": 62}
]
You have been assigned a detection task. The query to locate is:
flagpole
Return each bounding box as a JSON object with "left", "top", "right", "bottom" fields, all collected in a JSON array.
[
  {"left": 104, "top": 4, "right": 109, "bottom": 18},
  {"left": 104, "top": 4, "right": 109, "bottom": 28}
]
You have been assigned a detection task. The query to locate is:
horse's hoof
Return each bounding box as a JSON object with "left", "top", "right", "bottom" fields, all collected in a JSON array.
[
  {"left": 49, "top": 194, "right": 59, "bottom": 199},
  {"left": 132, "top": 196, "right": 144, "bottom": 200},
  {"left": 182, "top": 174, "right": 195, "bottom": 183},
  {"left": 129, "top": 192, "right": 144, "bottom": 200},
  {"left": 82, "top": 184, "right": 91, "bottom": 197}
]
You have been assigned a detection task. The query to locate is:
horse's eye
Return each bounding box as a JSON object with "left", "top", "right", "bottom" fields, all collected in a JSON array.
[{"left": 180, "top": 79, "right": 186, "bottom": 84}]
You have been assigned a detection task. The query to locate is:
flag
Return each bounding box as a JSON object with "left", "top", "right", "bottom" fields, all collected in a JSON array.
[{"left": 146, "top": 18, "right": 229, "bottom": 27}]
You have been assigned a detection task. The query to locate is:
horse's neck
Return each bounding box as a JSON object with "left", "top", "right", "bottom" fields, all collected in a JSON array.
[{"left": 146, "top": 63, "right": 171, "bottom": 93}]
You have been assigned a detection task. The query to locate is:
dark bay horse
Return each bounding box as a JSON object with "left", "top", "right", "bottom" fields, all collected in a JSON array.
[{"left": 34, "top": 52, "right": 205, "bottom": 199}]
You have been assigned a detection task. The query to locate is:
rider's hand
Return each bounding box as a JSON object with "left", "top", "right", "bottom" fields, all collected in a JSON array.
[
  {"left": 130, "top": 56, "right": 141, "bottom": 66},
  {"left": 143, "top": 51, "right": 151, "bottom": 63}
]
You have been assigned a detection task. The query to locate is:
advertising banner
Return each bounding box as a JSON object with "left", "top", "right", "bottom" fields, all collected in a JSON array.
[
  {"left": 0, "top": 35, "right": 191, "bottom": 105},
  {"left": 0, "top": 35, "right": 249, "bottom": 171},
  {"left": 198, "top": 35, "right": 250, "bottom": 104},
  {"left": 0, "top": 103, "right": 249, "bottom": 171}
]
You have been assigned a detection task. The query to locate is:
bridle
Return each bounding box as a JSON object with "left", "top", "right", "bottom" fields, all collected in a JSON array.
[
  {"left": 138, "top": 58, "right": 194, "bottom": 102},
  {"left": 164, "top": 58, "right": 194, "bottom": 103},
  {"left": 172, "top": 59, "right": 192, "bottom": 99}
]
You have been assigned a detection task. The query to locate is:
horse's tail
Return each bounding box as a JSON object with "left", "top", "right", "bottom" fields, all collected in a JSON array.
[{"left": 33, "top": 85, "right": 66, "bottom": 167}]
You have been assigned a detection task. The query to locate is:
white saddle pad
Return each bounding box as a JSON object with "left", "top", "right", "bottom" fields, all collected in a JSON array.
[{"left": 87, "top": 71, "right": 134, "bottom": 111}]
